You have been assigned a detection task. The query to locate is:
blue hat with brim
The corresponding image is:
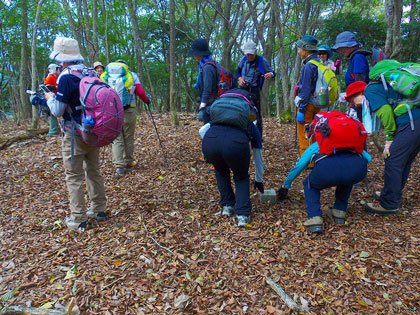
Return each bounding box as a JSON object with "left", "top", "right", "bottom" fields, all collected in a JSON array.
[
  {"left": 317, "top": 44, "right": 333, "bottom": 59},
  {"left": 188, "top": 38, "right": 212, "bottom": 56},
  {"left": 332, "top": 31, "right": 360, "bottom": 50},
  {"left": 296, "top": 35, "right": 318, "bottom": 51}
]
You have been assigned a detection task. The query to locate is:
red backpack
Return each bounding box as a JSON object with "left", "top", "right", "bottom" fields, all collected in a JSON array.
[
  {"left": 307, "top": 111, "right": 367, "bottom": 155},
  {"left": 202, "top": 61, "right": 237, "bottom": 95}
]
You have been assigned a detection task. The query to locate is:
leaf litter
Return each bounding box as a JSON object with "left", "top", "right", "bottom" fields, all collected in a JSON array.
[{"left": 0, "top": 114, "right": 419, "bottom": 314}]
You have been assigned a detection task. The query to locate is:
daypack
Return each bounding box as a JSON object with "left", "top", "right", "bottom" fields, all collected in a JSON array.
[
  {"left": 209, "top": 88, "right": 256, "bottom": 130},
  {"left": 350, "top": 48, "right": 389, "bottom": 67},
  {"left": 65, "top": 66, "right": 124, "bottom": 148},
  {"left": 202, "top": 61, "right": 237, "bottom": 95},
  {"left": 308, "top": 60, "right": 338, "bottom": 108},
  {"left": 306, "top": 111, "right": 367, "bottom": 155},
  {"left": 100, "top": 62, "right": 134, "bottom": 105},
  {"left": 369, "top": 59, "right": 420, "bottom": 98}
]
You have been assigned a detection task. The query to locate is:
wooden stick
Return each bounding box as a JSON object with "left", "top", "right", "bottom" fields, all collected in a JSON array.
[{"left": 266, "top": 277, "right": 302, "bottom": 312}]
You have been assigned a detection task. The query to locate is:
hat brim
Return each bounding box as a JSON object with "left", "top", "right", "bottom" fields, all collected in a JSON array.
[
  {"left": 49, "top": 50, "right": 85, "bottom": 63},
  {"left": 332, "top": 41, "right": 359, "bottom": 51},
  {"left": 188, "top": 48, "right": 211, "bottom": 56},
  {"left": 296, "top": 40, "right": 317, "bottom": 51},
  {"left": 244, "top": 49, "right": 256, "bottom": 54}
]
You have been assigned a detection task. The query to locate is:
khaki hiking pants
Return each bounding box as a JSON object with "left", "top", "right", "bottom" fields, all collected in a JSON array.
[
  {"left": 112, "top": 107, "right": 137, "bottom": 168},
  {"left": 62, "top": 133, "right": 106, "bottom": 223},
  {"left": 297, "top": 103, "right": 320, "bottom": 156}
]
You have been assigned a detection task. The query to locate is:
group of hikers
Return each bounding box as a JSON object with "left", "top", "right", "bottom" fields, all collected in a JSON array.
[{"left": 33, "top": 31, "right": 420, "bottom": 233}]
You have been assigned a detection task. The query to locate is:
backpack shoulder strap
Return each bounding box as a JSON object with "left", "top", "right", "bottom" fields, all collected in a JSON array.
[{"left": 257, "top": 55, "right": 265, "bottom": 75}]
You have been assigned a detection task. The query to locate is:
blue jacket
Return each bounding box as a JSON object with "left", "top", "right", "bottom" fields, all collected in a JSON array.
[
  {"left": 297, "top": 54, "right": 319, "bottom": 112},
  {"left": 345, "top": 51, "right": 370, "bottom": 87},
  {"left": 236, "top": 55, "right": 275, "bottom": 90},
  {"left": 283, "top": 142, "right": 372, "bottom": 189}
]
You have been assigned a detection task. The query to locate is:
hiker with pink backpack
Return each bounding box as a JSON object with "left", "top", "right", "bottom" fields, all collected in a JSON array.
[{"left": 45, "top": 37, "right": 124, "bottom": 231}]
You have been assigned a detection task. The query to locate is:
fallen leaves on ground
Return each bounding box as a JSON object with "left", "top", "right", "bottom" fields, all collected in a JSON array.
[{"left": 0, "top": 113, "right": 419, "bottom": 314}]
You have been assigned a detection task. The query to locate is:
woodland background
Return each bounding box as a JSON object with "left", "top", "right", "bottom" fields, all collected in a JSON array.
[{"left": 0, "top": 0, "right": 419, "bottom": 127}]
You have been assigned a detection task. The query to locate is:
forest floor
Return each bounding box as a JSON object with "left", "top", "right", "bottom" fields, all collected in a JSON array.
[{"left": 0, "top": 113, "right": 419, "bottom": 314}]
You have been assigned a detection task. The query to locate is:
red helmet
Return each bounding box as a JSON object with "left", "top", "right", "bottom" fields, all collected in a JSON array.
[{"left": 345, "top": 81, "right": 367, "bottom": 101}]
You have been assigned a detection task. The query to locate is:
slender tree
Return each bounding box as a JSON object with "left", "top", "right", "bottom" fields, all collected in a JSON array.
[{"left": 169, "top": 0, "right": 179, "bottom": 125}]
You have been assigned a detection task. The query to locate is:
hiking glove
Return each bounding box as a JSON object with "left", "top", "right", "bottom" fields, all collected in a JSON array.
[
  {"left": 297, "top": 111, "right": 305, "bottom": 124},
  {"left": 254, "top": 181, "right": 264, "bottom": 193},
  {"left": 276, "top": 186, "right": 289, "bottom": 201},
  {"left": 383, "top": 141, "right": 393, "bottom": 159}
]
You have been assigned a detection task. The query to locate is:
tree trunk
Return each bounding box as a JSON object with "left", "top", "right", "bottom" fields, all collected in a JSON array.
[
  {"left": 82, "top": 0, "right": 94, "bottom": 65},
  {"left": 30, "top": 0, "right": 45, "bottom": 129},
  {"left": 390, "top": 0, "right": 403, "bottom": 59},
  {"left": 92, "top": 0, "right": 99, "bottom": 61},
  {"left": 384, "top": 0, "right": 393, "bottom": 56},
  {"left": 126, "top": 0, "right": 145, "bottom": 83},
  {"left": 101, "top": 0, "right": 110, "bottom": 63},
  {"left": 169, "top": 0, "right": 179, "bottom": 125},
  {"left": 60, "top": 0, "right": 83, "bottom": 56},
  {"left": 19, "top": 0, "right": 31, "bottom": 121}
]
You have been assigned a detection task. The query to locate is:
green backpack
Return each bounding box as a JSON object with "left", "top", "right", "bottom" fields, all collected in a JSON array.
[
  {"left": 369, "top": 59, "right": 420, "bottom": 98},
  {"left": 369, "top": 59, "right": 420, "bottom": 130}
]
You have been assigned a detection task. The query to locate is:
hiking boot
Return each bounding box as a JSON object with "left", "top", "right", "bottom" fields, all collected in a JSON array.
[
  {"left": 116, "top": 168, "right": 125, "bottom": 176},
  {"left": 303, "top": 216, "right": 323, "bottom": 233},
  {"left": 331, "top": 209, "right": 346, "bottom": 224},
  {"left": 127, "top": 161, "right": 137, "bottom": 168},
  {"left": 364, "top": 202, "right": 398, "bottom": 216},
  {"left": 86, "top": 208, "right": 108, "bottom": 222},
  {"left": 208, "top": 165, "right": 215, "bottom": 172},
  {"left": 199, "top": 156, "right": 205, "bottom": 162},
  {"left": 65, "top": 217, "right": 88, "bottom": 232},
  {"left": 237, "top": 215, "right": 250, "bottom": 227},
  {"left": 222, "top": 205, "right": 234, "bottom": 217}
]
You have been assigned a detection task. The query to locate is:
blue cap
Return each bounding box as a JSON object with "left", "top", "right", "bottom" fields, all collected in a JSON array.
[
  {"left": 332, "top": 31, "right": 360, "bottom": 50},
  {"left": 317, "top": 44, "right": 333, "bottom": 59},
  {"left": 295, "top": 35, "right": 318, "bottom": 51}
]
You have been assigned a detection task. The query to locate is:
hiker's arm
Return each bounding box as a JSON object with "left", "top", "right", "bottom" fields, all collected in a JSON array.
[
  {"left": 45, "top": 93, "right": 66, "bottom": 117},
  {"left": 134, "top": 84, "right": 149, "bottom": 103},
  {"left": 375, "top": 105, "right": 396, "bottom": 140},
  {"left": 297, "top": 63, "right": 317, "bottom": 111},
  {"left": 283, "top": 142, "right": 319, "bottom": 189},
  {"left": 262, "top": 57, "right": 275, "bottom": 79}
]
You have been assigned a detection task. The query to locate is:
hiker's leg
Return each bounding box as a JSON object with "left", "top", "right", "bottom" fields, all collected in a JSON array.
[
  {"left": 223, "top": 131, "right": 251, "bottom": 216},
  {"left": 334, "top": 184, "right": 353, "bottom": 212},
  {"left": 48, "top": 115, "right": 60, "bottom": 136},
  {"left": 303, "top": 176, "right": 322, "bottom": 218},
  {"left": 202, "top": 128, "right": 235, "bottom": 207},
  {"left": 251, "top": 88, "right": 263, "bottom": 136},
  {"left": 381, "top": 120, "right": 420, "bottom": 209},
  {"left": 296, "top": 103, "right": 320, "bottom": 156},
  {"left": 84, "top": 145, "right": 106, "bottom": 214},
  {"left": 122, "top": 108, "right": 137, "bottom": 165},
  {"left": 62, "top": 134, "right": 88, "bottom": 223},
  {"left": 112, "top": 128, "right": 125, "bottom": 168}
]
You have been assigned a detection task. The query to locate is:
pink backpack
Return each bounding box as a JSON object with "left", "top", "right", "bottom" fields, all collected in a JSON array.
[{"left": 66, "top": 66, "right": 124, "bottom": 147}]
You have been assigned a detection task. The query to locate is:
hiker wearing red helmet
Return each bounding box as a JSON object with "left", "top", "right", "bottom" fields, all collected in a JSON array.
[{"left": 360, "top": 80, "right": 420, "bottom": 215}]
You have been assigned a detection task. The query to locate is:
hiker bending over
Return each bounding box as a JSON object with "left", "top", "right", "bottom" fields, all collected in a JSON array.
[
  {"left": 351, "top": 79, "right": 420, "bottom": 215},
  {"left": 295, "top": 35, "right": 321, "bottom": 157},
  {"left": 277, "top": 111, "right": 371, "bottom": 233},
  {"left": 189, "top": 38, "right": 218, "bottom": 124},
  {"left": 45, "top": 37, "right": 107, "bottom": 231},
  {"left": 101, "top": 60, "right": 150, "bottom": 176},
  {"left": 236, "top": 40, "right": 275, "bottom": 137},
  {"left": 200, "top": 89, "right": 264, "bottom": 227}
]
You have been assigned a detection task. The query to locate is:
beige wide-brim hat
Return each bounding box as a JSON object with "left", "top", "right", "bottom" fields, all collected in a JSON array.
[{"left": 49, "top": 37, "right": 84, "bottom": 63}]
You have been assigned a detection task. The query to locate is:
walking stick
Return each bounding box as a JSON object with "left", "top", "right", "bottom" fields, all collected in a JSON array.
[{"left": 145, "top": 100, "right": 170, "bottom": 167}]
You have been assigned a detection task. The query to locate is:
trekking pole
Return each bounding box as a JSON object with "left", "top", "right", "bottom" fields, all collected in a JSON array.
[{"left": 145, "top": 100, "right": 170, "bottom": 167}]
